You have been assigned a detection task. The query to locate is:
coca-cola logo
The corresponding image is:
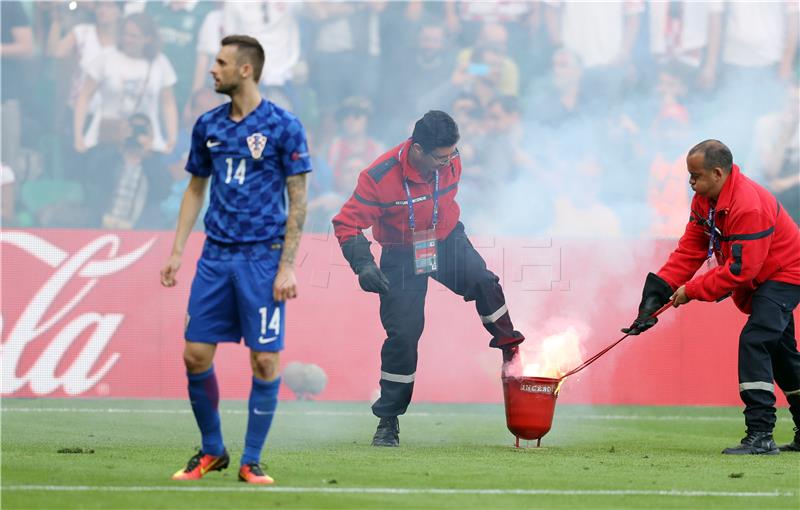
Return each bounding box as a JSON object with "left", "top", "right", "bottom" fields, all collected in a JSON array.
[{"left": 1, "top": 232, "right": 154, "bottom": 395}]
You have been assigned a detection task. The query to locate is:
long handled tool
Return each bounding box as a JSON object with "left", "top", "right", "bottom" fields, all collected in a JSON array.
[
  {"left": 501, "top": 302, "right": 676, "bottom": 448},
  {"left": 559, "top": 301, "right": 674, "bottom": 380}
]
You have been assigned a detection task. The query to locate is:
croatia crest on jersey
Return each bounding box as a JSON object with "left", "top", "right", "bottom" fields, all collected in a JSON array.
[{"left": 246, "top": 132, "right": 267, "bottom": 160}]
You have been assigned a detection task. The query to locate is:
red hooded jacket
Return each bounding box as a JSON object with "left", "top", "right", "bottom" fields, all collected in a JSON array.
[
  {"left": 657, "top": 164, "right": 800, "bottom": 313},
  {"left": 332, "top": 139, "right": 461, "bottom": 247}
]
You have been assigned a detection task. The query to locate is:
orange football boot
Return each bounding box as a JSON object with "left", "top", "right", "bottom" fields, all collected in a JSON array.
[
  {"left": 238, "top": 463, "right": 275, "bottom": 484},
  {"left": 171, "top": 449, "right": 229, "bottom": 480}
]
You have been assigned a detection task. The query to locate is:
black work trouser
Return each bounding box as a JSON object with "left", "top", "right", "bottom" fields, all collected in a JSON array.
[
  {"left": 371, "top": 222, "right": 517, "bottom": 418},
  {"left": 738, "top": 281, "right": 800, "bottom": 432}
]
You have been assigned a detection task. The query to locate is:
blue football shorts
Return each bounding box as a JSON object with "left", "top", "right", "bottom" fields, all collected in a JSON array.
[{"left": 185, "top": 240, "right": 285, "bottom": 352}]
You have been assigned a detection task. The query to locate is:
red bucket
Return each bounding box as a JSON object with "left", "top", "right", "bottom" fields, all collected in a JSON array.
[{"left": 501, "top": 375, "right": 561, "bottom": 447}]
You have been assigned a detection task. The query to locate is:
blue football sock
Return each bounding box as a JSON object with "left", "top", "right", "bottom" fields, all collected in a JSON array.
[
  {"left": 187, "top": 366, "right": 224, "bottom": 457},
  {"left": 241, "top": 376, "right": 280, "bottom": 466}
]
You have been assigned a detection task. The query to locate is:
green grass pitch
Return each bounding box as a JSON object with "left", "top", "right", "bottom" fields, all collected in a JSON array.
[{"left": 2, "top": 399, "right": 798, "bottom": 509}]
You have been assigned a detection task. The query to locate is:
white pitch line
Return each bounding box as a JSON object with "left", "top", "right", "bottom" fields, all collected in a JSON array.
[
  {"left": 0, "top": 407, "right": 787, "bottom": 422},
  {"left": 1, "top": 485, "right": 795, "bottom": 498}
]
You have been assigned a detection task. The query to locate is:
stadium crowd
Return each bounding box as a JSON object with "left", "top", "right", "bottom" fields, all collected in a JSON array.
[{"left": 1, "top": 1, "right": 797, "bottom": 236}]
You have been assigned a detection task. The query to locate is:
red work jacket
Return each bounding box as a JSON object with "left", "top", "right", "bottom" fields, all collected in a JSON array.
[
  {"left": 658, "top": 164, "right": 800, "bottom": 313},
  {"left": 332, "top": 139, "right": 461, "bottom": 247}
]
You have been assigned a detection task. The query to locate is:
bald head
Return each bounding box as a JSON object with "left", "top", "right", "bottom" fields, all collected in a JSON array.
[{"left": 688, "top": 139, "right": 733, "bottom": 173}]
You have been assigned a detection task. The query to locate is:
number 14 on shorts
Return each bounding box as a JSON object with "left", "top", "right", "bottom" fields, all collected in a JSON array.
[{"left": 258, "top": 306, "right": 281, "bottom": 345}]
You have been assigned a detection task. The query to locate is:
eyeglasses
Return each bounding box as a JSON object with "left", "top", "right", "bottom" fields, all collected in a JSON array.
[{"left": 426, "top": 147, "right": 459, "bottom": 165}]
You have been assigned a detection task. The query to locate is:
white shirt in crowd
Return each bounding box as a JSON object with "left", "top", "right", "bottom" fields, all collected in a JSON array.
[
  {"left": 222, "top": 2, "right": 301, "bottom": 87},
  {"left": 84, "top": 48, "right": 177, "bottom": 153},
  {"left": 648, "top": 1, "right": 724, "bottom": 67},
  {"left": 551, "top": 0, "right": 644, "bottom": 69},
  {"left": 70, "top": 23, "right": 116, "bottom": 109},
  {"left": 196, "top": 8, "right": 223, "bottom": 58},
  {"left": 722, "top": 1, "right": 797, "bottom": 68}
]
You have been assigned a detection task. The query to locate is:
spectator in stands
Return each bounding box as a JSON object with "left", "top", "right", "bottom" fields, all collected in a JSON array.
[
  {"left": 146, "top": 0, "right": 213, "bottom": 114},
  {"left": 308, "top": 97, "right": 383, "bottom": 227},
  {"left": 379, "top": 22, "right": 456, "bottom": 142},
  {"left": 192, "top": 4, "right": 222, "bottom": 94},
  {"left": 327, "top": 96, "right": 383, "bottom": 188},
  {"left": 646, "top": 65, "right": 693, "bottom": 238},
  {"left": 544, "top": 1, "right": 643, "bottom": 101},
  {"left": 222, "top": 2, "right": 301, "bottom": 110},
  {"left": 74, "top": 12, "right": 178, "bottom": 155},
  {"left": 484, "top": 96, "right": 535, "bottom": 181},
  {"left": 102, "top": 113, "right": 161, "bottom": 230},
  {"left": 645, "top": 1, "right": 723, "bottom": 91},
  {"left": 47, "top": 1, "right": 121, "bottom": 109},
  {"left": 1, "top": 1, "right": 34, "bottom": 174},
  {"left": 158, "top": 87, "right": 222, "bottom": 229},
  {"left": 751, "top": 83, "right": 800, "bottom": 225},
  {"left": 450, "top": 92, "right": 486, "bottom": 177},
  {"left": 704, "top": 2, "right": 799, "bottom": 151},
  {"left": 289, "top": 59, "right": 320, "bottom": 135},
  {"left": 305, "top": 2, "right": 362, "bottom": 111},
  {"left": 451, "top": 92, "right": 492, "bottom": 226},
  {"left": 451, "top": 23, "right": 520, "bottom": 97},
  {"left": 703, "top": 2, "right": 798, "bottom": 92},
  {"left": 528, "top": 46, "right": 586, "bottom": 127}
]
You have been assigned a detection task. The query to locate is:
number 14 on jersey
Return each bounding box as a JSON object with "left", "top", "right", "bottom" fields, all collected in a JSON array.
[{"left": 225, "top": 157, "right": 246, "bottom": 185}]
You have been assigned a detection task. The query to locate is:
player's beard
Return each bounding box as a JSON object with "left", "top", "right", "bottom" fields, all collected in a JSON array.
[{"left": 214, "top": 80, "right": 238, "bottom": 96}]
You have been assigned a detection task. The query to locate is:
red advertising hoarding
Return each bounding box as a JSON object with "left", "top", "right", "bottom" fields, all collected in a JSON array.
[{"left": 1, "top": 229, "right": 794, "bottom": 407}]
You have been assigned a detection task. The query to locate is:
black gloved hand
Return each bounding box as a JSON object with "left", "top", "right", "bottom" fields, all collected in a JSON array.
[
  {"left": 621, "top": 272, "right": 673, "bottom": 335},
  {"left": 357, "top": 262, "right": 390, "bottom": 294},
  {"left": 488, "top": 331, "right": 525, "bottom": 362},
  {"left": 489, "top": 330, "right": 525, "bottom": 349},
  {"left": 341, "top": 234, "right": 375, "bottom": 274}
]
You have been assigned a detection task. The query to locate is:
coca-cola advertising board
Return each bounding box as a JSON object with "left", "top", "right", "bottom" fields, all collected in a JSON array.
[{"left": 2, "top": 229, "right": 794, "bottom": 406}]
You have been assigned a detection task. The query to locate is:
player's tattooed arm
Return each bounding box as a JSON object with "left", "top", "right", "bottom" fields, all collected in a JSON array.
[
  {"left": 281, "top": 173, "right": 308, "bottom": 268},
  {"left": 274, "top": 173, "right": 307, "bottom": 301}
]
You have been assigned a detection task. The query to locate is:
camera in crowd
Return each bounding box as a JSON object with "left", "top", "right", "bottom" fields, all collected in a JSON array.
[{"left": 123, "top": 114, "right": 153, "bottom": 153}]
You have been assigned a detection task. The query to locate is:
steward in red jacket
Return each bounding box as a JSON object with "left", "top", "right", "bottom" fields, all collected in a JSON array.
[
  {"left": 623, "top": 140, "right": 800, "bottom": 455},
  {"left": 332, "top": 111, "right": 525, "bottom": 447}
]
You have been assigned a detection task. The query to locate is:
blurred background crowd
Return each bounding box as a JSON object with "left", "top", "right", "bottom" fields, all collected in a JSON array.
[{"left": 1, "top": 1, "right": 798, "bottom": 237}]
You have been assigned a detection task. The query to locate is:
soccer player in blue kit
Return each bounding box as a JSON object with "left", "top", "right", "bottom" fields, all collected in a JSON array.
[{"left": 160, "top": 35, "right": 311, "bottom": 484}]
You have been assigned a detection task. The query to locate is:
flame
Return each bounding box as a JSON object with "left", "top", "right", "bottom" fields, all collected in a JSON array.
[{"left": 504, "top": 326, "right": 584, "bottom": 380}]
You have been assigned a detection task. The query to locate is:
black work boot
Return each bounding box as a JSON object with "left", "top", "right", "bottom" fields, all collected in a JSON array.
[
  {"left": 371, "top": 416, "right": 399, "bottom": 447},
  {"left": 722, "top": 431, "right": 779, "bottom": 455},
  {"left": 778, "top": 427, "right": 800, "bottom": 452}
]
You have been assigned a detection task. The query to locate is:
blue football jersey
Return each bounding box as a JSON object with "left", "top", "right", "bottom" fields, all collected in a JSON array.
[{"left": 186, "top": 99, "right": 312, "bottom": 243}]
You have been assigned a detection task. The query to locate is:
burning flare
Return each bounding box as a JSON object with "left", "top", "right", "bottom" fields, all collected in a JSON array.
[{"left": 503, "top": 326, "right": 584, "bottom": 380}]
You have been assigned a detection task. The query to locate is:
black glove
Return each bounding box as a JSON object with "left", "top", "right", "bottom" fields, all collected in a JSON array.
[
  {"left": 621, "top": 272, "right": 673, "bottom": 335},
  {"left": 340, "top": 234, "right": 375, "bottom": 274},
  {"left": 489, "top": 330, "right": 525, "bottom": 349},
  {"left": 357, "top": 262, "right": 390, "bottom": 294},
  {"left": 489, "top": 331, "right": 525, "bottom": 362},
  {"left": 340, "top": 235, "right": 390, "bottom": 294}
]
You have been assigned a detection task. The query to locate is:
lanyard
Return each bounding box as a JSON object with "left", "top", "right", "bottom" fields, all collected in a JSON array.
[
  {"left": 403, "top": 170, "right": 439, "bottom": 231},
  {"left": 707, "top": 207, "right": 717, "bottom": 260}
]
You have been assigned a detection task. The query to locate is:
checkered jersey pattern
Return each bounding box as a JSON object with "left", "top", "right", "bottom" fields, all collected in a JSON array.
[
  {"left": 202, "top": 237, "right": 283, "bottom": 261},
  {"left": 186, "top": 99, "right": 312, "bottom": 244}
]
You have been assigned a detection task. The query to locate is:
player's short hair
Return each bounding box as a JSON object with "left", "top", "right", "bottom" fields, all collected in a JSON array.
[
  {"left": 688, "top": 139, "right": 733, "bottom": 173},
  {"left": 412, "top": 110, "right": 460, "bottom": 152},
  {"left": 221, "top": 35, "right": 265, "bottom": 83}
]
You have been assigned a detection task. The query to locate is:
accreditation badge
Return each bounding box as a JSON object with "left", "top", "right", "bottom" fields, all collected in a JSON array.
[{"left": 412, "top": 228, "right": 438, "bottom": 275}]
